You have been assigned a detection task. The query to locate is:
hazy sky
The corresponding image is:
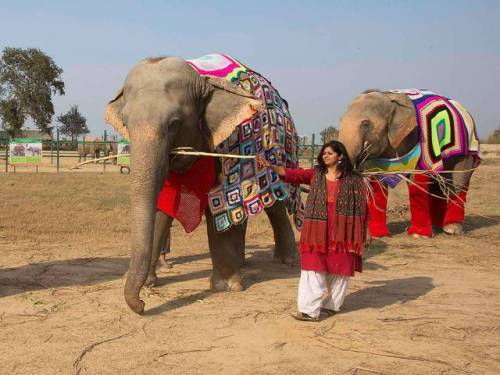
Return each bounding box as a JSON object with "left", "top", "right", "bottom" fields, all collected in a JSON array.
[{"left": 1, "top": 0, "right": 499, "bottom": 138}]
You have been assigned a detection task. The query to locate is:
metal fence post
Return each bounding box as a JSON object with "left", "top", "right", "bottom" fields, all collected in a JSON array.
[
  {"left": 310, "top": 133, "right": 316, "bottom": 167},
  {"left": 4, "top": 139, "right": 8, "bottom": 173},
  {"left": 103, "top": 130, "right": 107, "bottom": 172},
  {"left": 56, "top": 128, "right": 60, "bottom": 173}
]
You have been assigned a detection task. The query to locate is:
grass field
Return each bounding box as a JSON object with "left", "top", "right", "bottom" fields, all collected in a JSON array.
[{"left": 0, "top": 153, "right": 499, "bottom": 374}]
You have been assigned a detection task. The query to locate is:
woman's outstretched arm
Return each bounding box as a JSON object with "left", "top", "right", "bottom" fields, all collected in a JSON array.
[{"left": 255, "top": 154, "right": 314, "bottom": 185}]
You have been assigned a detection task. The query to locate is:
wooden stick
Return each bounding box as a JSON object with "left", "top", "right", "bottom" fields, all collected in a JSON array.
[
  {"left": 171, "top": 150, "right": 255, "bottom": 159},
  {"left": 69, "top": 149, "right": 254, "bottom": 169},
  {"left": 69, "top": 154, "right": 127, "bottom": 169}
]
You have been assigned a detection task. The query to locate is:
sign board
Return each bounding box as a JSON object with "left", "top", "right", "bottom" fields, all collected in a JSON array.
[
  {"left": 117, "top": 140, "right": 130, "bottom": 165},
  {"left": 9, "top": 139, "right": 43, "bottom": 165}
]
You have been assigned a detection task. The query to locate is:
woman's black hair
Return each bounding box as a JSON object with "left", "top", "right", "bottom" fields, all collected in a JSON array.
[{"left": 316, "top": 140, "right": 354, "bottom": 177}]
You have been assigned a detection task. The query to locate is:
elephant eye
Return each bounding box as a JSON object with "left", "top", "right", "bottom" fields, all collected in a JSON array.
[
  {"left": 168, "top": 118, "right": 182, "bottom": 133},
  {"left": 360, "top": 120, "right": 371, "bottom": 132}
]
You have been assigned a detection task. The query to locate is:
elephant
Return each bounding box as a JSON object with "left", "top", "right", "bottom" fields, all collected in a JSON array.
[
  {"left": 26, "top": 145, "right": 41, "bottom": 156},
  {"left": 78, "top": 136, "right": 101, "bottom": 161},
  {"left": 78, "top": 137, "right": 118, "bottom": 164},
  {"left": 11, "top": 144, "right": 26, "bottom": 156},
  {"left": 104, "top": 54, "right": 298, "bottom": 314},
  {"left": 339, "top": 89, "right": 480, "bottom": 238}
]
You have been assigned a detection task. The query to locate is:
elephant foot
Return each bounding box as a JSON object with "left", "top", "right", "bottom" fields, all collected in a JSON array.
[
  {"left": 144, "top": 271, "right": 158, "bottom": 287},
  {"left": 443, "top": 223, "right": 463, "bottom": 235},
  {"left": 273, "top": 255, "right": 297, "bottom": 267},
  {"left": 228, "top": 281, "right": 244, "bottom": 292},
  {"left": 210, "top": 272, "right": 244, "bottom": 292}
]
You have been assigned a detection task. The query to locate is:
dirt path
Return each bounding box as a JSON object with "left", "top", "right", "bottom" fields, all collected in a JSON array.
[{"left": 0, "top": 163, "right": 499, "bottom": 374}]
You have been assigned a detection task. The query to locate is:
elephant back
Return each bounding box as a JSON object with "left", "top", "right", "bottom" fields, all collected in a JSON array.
[
  {"left": 187, "top": 54, "right": 303, "bottom": 232},
  {"left": 391, "top": 89, "right": 480, "bottom": 171}
]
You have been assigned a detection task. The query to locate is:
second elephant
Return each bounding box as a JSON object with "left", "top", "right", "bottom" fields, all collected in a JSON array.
[{"left": 339, "top": 89, "right": 480, "bottom": 238}]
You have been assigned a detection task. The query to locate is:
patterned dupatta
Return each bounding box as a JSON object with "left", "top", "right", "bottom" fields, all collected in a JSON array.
[{"left": 300, "top": 168, "right": 368, "bottom": 255}]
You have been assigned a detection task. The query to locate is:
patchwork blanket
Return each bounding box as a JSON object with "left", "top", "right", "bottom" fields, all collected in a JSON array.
[
  {"left": 365, "top": 89, "right": 480, "bottom": 187},
  {"left": 187, "top": 54, "right": 303, "bottom": 232}
]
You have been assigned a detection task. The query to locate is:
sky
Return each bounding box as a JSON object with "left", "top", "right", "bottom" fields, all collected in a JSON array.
[{"left": 1, "top": 0, "right": 499, "bottom": 138}]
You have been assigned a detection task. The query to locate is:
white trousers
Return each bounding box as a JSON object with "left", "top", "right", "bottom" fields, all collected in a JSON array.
[{"left": 297, "top": 270, "right": 349, "bottom": 318}]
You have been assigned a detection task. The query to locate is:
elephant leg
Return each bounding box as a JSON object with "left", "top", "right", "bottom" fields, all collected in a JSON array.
[
  {"left": 264, "top": 201, "right": 297, "bottom": 265},
  {"left": 428, "top": 180, "right": 447, "bottom": 228},
  {"left": 442, "top": 187, "right": 468, "bottom": 234},
  {"left": 407, "top": 174, "right": 433, "bottom": 238},
  {"left": 368, "top": 179, "right": 391, "bottom": 237},
  {"left": 145, "top": 210, "right": 173, "bottom": 286},
  {"left": 205, "top": 210, "right": 245, "bottom": 292},
  {"left": 442, "top": 157, "right": 475, "bottom": 235}
]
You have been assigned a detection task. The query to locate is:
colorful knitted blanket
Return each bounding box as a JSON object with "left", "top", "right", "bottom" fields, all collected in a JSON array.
[
  {"left": 365, "top": 89, "right": 480, "bottom": 187},
  {"left": 187, "top": 54, "right": 302, "bottom": 232}
]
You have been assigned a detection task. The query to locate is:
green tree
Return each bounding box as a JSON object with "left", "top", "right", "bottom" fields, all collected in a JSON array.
[
  {"left": 320, "top": 126, "right": 339, "bottom": 143},
  {"left": 57, "top": 105, "right": 89, "bottom": 142},
  {"left": 0, "top": 98, "right": 25, "bottom": 137},
  {"left": 0, "top": 47, "right": 65, "bottom": 136}
]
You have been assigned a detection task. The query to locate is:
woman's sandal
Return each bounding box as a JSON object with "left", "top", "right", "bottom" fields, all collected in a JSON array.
[
  {"left": 320, "top": 308, "right": 337, "bottom": 317},
  {"left": 292, "top": 312, "right": 321, "bottom": 322}
]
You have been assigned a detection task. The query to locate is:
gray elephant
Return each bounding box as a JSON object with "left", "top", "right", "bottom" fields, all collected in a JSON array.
[
  {"left": 78, "top": 137, "right": 103, "bottom": 161},
  {"left": 339, "top": 89, "right": 480, "bottom": 238},
  {"left": 78, "top": 137, "right": 118, "bottom": 164},
  {"left": 105, "top": 54, "right": 298, "bottom": 314},
  {"left": 12, "top": 144, "right": 26, "bottom": 156},
  {"left": 26, "top": 145, "right": 41, "bottom": 156}
]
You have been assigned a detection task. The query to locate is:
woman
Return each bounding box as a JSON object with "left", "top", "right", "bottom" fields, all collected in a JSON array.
[{"left": 256, "top": 140, "right": 370, "bottom": 321}]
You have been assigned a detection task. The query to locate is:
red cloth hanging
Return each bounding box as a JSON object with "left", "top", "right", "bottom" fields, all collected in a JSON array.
[
  {"left": 368, "top": 179, "right": 391, "bottom": 237},
  {"left": 157, "top": 156, "right": 216, "bottom": 233}
]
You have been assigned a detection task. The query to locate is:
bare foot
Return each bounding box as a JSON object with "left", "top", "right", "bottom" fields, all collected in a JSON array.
[{"left": 157, "top": 255, "right": 173, "bottom": 269}]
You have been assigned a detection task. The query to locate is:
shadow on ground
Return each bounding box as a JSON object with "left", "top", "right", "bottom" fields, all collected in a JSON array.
[
  {"left": 385, "top": 214, "right": 499, "bottom": 236},
  {"left": 145, "top": 248, "right": 299, "bottom": 316},
  {"left": 363, "top": 239, "right": 389, "bottom": 271},
  {"left": 463, "top": 214, "right": 500, "bottom": 232},
  {"left": 0, "top": 252, "right": 211, "bottom": 299},
  {"left": 343, "top": 276, "right": 434, "bottom": 312},
  {"left": 0, "top": 257, "right": 129, "bottom": 298}
]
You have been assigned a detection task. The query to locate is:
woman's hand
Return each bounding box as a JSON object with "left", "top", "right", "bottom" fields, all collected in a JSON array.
[
  {"left": 255, "top": 154, "right": 286, "bottom": 176},
  {"left": 255, "top": 154, "right": 271, "bottom": 169}
]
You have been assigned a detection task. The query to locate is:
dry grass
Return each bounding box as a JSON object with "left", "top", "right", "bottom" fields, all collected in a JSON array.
[{"left": 0, "top": 160, "right": 499, "bottom": 374}]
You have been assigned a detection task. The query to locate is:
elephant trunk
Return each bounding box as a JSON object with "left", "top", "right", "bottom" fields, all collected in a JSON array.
[
  {"left": 125, "top": 133, "right": 168, "bottom": 314},
  {"left": 338, "top": 128, "right": 364, "bottom": 168}
]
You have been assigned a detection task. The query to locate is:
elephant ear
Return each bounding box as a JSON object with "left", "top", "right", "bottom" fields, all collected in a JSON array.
[
  {"left": 385, "top": 92, "right": 417, "bottom": 149},
  {"left": 203, "top": 77, "right": 264, "bottom": 150},
  {"left": 105, "top": 88, "right": 129, "bottom": 140}
]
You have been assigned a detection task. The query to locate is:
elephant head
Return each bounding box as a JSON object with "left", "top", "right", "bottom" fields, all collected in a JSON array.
[
  {"left": 105, "top": 57, "right": 263, "bottom": 314},
  {"left": 338, "top": 90, "right": 418, "bottom": 167}
]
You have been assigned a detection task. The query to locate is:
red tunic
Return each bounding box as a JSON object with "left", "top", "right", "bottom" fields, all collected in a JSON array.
[
  {"left": 157, "top": 156, "right": 216, "bottom": 233},
  {"left": 283, "top": 167, "right": 362, "bottom": 276}
]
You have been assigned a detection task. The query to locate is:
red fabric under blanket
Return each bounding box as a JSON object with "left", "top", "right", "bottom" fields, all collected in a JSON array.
[{"left": 157, "top": 156, "right": 216, "bottom": 233}]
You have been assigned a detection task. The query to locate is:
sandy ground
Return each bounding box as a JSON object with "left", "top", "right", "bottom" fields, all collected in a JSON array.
[{"left": 0, "top": 156, "right": 499, "bottom": 374}]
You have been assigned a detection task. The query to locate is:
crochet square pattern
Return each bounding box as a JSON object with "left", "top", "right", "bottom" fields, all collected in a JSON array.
[{"left": 187, "top": 53, "right": 303, "bottom": 232}]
